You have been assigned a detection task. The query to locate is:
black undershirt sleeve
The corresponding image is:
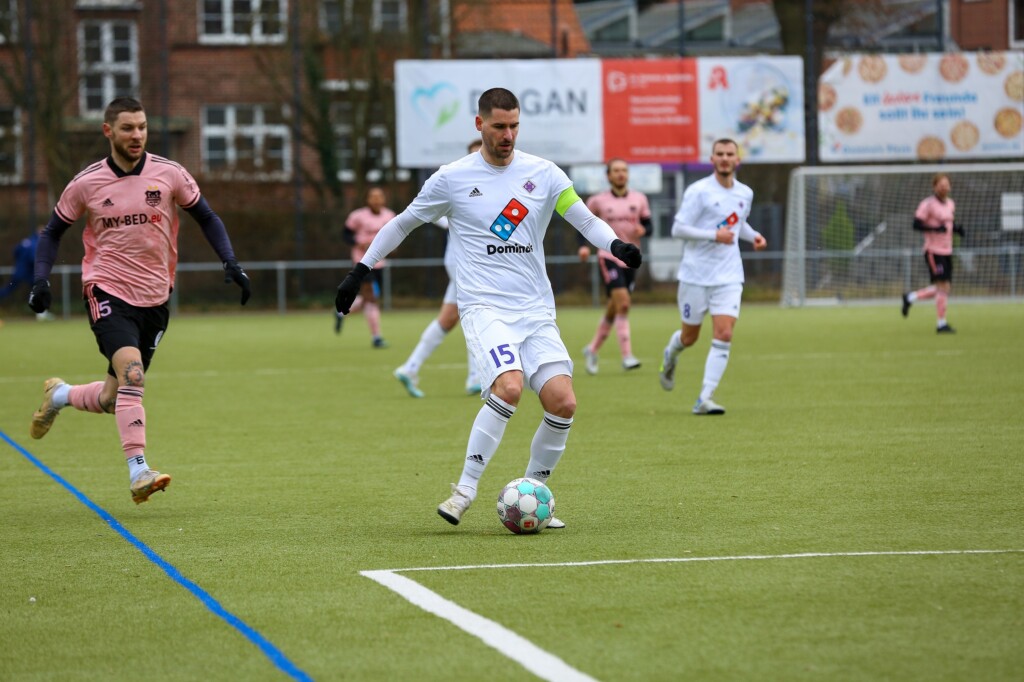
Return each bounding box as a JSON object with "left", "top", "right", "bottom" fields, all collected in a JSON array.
[
  {"left": 185, "top": 196, "right": 237, "bottom": 263},
  {"left": 34, "top": 211, "right": 74, "bottom": 282}
]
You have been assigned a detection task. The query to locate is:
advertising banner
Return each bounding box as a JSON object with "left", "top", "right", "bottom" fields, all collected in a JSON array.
[
  {"left": 697, "top": 56, "right": 806, "bottom": 163},
  {"left": 601, "top": 58, "right": 700, "bottom": 163},
  {"left": 395, "top": 60, "right": 602, "bottom": 167},
  {"left": 819, "top": 52, "right": 1024, "bottom": 162},
  {"left": 396, "top": 57, "right": 806, "bottom": 167}
]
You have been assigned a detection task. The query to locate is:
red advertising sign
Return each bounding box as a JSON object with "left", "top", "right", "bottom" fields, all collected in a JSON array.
[{"left": 602, "top": 59, "right": 700, "bottom": 163}]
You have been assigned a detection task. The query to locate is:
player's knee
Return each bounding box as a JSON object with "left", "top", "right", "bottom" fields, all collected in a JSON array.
[
  {"left": 492, "top": 374, "right": 523, "bottom": 406},
  {"left": 548, "top": 394, "right": 576, "bottom": 419},
  {"left": 715, "top": 329, "right": 734, "bottom": 343},
  {"left": 122, "top": 361, "right": 145, "bottom": 387}
]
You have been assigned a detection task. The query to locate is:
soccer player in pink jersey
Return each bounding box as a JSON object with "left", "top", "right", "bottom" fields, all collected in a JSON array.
[
  {"left": 902, "top": 173, "right": 962, "bottom": 333},
  {"left": 578, "top": 159, "right": 651, "bottom": 373},
  {"left": 27, "top": 97, "right": 251, "bottom": 505},
  {"left": 335, "top": 186, "right": 395, "bottom": 348}
]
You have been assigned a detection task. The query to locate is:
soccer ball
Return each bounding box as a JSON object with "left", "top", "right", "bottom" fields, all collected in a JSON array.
[{"left": 496, "top": 478, "right": 555, "bottom": 534}]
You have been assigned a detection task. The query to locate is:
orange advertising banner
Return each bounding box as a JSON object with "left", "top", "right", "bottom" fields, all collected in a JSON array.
[{"left": 602, "top": 59, "right": 700, "bottom": 163}]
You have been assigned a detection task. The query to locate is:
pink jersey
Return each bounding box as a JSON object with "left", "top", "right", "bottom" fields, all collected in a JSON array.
[
  {"left": 915, "top": 194, "right": 955, "bottom": 256},
  {"left": 585, "top": 189, "right": 651, "bottom": 266},
  {"left": 55, "top": 153, "right": 201, "bottom": 307},
  {"left": 346, "top": 206, "right": 396, "bottom": 269}
]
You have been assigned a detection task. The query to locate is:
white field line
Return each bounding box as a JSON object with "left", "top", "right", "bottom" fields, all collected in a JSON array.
[
  {"left": 362, "top": 570, "right": 598, "bottom": 682},
  {"left": 361, "top": 549, "right": 1023, "bottom": 682}
]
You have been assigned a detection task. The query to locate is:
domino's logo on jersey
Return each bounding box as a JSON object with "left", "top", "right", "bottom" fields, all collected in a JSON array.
[
  {"left": 716, "top": 212, "right": 740, "bottom": 230},
  {"left": 489, "top": 198, "right": 529, "bottom": 242}
]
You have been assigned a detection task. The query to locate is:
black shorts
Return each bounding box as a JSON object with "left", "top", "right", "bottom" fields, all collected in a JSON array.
[
  {"left": 84, "top": 284, "right": 170, "bottom": 377},
  {"left": 600, "top": 258, "right": 636, "bottom": 297},
  {"left": 925, "top": 253, "right": 953, "bottom": 283}
]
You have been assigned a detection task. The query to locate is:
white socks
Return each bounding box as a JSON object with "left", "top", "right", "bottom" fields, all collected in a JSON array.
[
  {"left": 667, "top": 329, "right": 684, "bottom": 359},
  {"left": 403, "top": 319, "right": 448, "bottom": 375},
  {"left": 127, "top": 454, "right": 149, "bottom": 481},
  {"left": 526, "top": 413, "right": 573, "bottom": 484},
  {"left": 700, "top": 340, "right": 731, "bottom": 401},
  {"left": 457, "top": 395, "right": 515, "bottom": 499},
  {"left": 52, "top": 383, "right": 71, "bottom": 409}
]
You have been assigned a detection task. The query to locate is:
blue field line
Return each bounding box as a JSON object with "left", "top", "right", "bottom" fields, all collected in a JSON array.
[{"left": 0, "top": 429, "right": 313, "bottom": 682}]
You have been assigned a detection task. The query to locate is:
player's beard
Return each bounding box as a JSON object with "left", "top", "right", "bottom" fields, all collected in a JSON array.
[
  {"left": 714, "top": 160, "right": 735, "bottom": 180},
  {"left": 113, "top": 139, "right": 145, "bottom": 165}
]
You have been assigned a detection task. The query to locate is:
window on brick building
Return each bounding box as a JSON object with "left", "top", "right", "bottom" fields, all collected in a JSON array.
[
  {"left": 321, "top": 0, "right": 407, "bottom": 35},
  {"left": 1012, "top": 0, "right": 1024, "bottom": 47},
  {"left": 78, "top": 20, "right": 138, "bottom": 115},
  {"left": 201, "top": 0, "right": 286, "bottom": 44},
  {"left": 202, "top": 104, "right": 291, "bottom": 177},
  {"left": 331, "top": 99, "right": 408, "bottom": 183},
  {"left": 0, "top": 106, "right": 20, "bottom": 181},
  {"left": 0, "top": 0, "right": 16, "bottom": 43}
]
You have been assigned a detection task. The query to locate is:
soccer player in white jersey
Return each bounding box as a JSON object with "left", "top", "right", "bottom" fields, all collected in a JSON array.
[
  {"left": 658, "top": 138, "right": 766, "bottom": 415},
  {"left": 27, "top": 97, "right": 250, "bottom": 504},
  {"left": 393, "top": 140, "right": 484, "bottom": 398},
  {"left": 335, "top": 88, "right": 642, "bottom": 528}
]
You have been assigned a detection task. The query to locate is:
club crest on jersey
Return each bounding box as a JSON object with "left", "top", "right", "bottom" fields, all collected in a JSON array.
[
  {"left": 489, "top": 198, "right": 529, "bottom": 242},
  {"left": 716, "top": 212, "right": 740, "bottom": 230},
  {"left": 145, "top": 186, "right": 161, "bottom": 207},
  {"left": 523, "top": 179, "right": 536, "bottom": 193}
]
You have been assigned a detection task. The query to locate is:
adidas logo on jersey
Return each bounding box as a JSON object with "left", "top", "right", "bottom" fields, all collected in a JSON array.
[
  {"left": 102, "top": 198, "right": 114, "bottom": 207},
  {"left": 469, "top": 188, "right": 482, "bottom": 197}
]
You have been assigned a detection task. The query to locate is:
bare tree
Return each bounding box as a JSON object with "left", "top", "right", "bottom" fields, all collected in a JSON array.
[{"left": 0, "top": 0, "right": 82, "bottom": 204}]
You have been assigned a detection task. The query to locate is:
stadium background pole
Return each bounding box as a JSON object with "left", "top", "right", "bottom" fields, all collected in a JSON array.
[
  {"left": 936, "top": 0, "right": 944, "bottom": 51},
  {"left": 804, "top": 0, "right": 818, "bottom": 166},
  {"left": 550, "top": 0, "right": 558, "bottom": 56},
  {"left": 23, "top": 0, "right": 37, "bottom": 232},
  {"left": 290, "top": 0, "right": 305, "bottom": 274},
  {"left": 159, "top": 0, "right": 170, "bottom": 158},
  {"left": 678, "top": 0, "right": 686, "bottom": 56}
]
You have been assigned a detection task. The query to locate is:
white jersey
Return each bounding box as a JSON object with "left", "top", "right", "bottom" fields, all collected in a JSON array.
[
  {"left": 673, "top": 174, "right": 754, "bottom": 286},
  {"left": 407, "top": 150, "right": 573, "bottom": 314}
]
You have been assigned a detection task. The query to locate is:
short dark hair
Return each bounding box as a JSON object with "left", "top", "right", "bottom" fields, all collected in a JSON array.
[
  {"left": 467, "top": 139, "right": 482, "bottom": 153},
  {"left": 605, "top": 157, "right": 627, "bottom": 174},
  {"left": 478, "top": 88, "right": 519, "bottom": 117},
  {"left": 932, "top": 172, "right": 950, "bottom": 187},
  {"left": 711, "top": 138, "right": 739, "bottom": 153},
  {"left": 104, "top": 97, "right": 145, "bottom": 125}
]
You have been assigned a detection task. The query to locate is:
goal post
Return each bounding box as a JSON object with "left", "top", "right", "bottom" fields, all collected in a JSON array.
[{"left": 781, "top": 163, "right": 1024, "bottom": 306}]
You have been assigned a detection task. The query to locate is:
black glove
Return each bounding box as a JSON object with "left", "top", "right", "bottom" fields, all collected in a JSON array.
[
  {"left": 953, "top": 223, "right": 966, "bottom": 238},
  {"left": 336, "top": 263, "right": 370, "bottom": 314},
  {"left": 28, "top": 279, "right": 51, "bottom": 314},
  {"left": 610, "top": 239, "right": 642, "bottom": 268},
  {"left": 223, "top": 260, "right": 251, "bottom": 306}
]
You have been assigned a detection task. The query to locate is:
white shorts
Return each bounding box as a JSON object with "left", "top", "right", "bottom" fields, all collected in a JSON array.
[
  {"left": 461, "top": 307, "right": 572, "bottom": 398},
  {"left": 677, "top": 282, "right": 743, "bottom": 324}
]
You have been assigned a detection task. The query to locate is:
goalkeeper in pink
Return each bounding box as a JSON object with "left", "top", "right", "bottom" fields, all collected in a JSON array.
[
  {"left": 902, "top": 173, "right": 961, "bottom": 333},
  {"left": 27, "top": 97, "right": 250, "bottom": 505}
]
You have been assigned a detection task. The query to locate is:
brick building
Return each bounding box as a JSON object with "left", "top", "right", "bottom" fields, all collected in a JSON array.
[{"left": 0, "top": 0, "right": 592, "bottom": 270}]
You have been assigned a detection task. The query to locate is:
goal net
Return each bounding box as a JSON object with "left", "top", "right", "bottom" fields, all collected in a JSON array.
[{"left": 781, "top": 163, "right": 1024, "bottom": 306}]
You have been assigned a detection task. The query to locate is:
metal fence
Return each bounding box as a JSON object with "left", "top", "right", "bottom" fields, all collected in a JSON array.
[{"left": 4, "top": 246, "right": 1020, "bottom": 321}]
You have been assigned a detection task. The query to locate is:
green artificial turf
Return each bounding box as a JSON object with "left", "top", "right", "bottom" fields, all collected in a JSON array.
[{"left": 1, "top": 302, "right": 1021, "bottom": 681}]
